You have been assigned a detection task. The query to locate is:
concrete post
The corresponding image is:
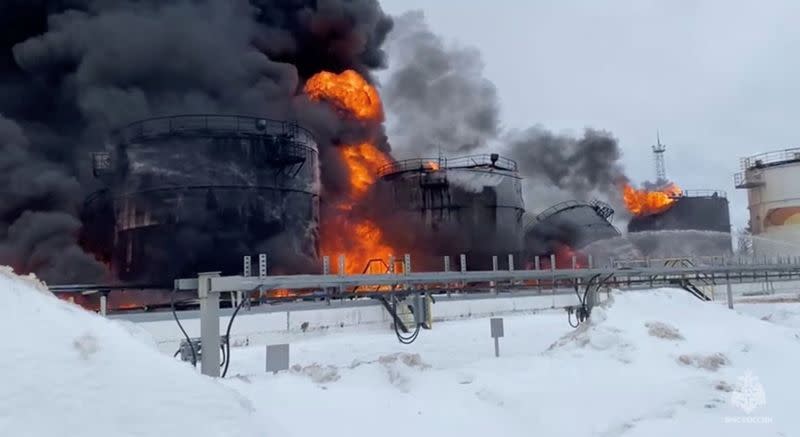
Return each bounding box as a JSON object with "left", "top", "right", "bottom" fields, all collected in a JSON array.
[
  {"left": 338, "top": 255, "right": 346, "bottom": 276},
  {"left": 388, "top": 255, "right": 395, "bottom": 274},
  {"left": 199, "top": 272, "right": 221, "bottom": 377},
  {"left": 534, "top": 256, "right": 540, "bottom": 270},
  {"left": 508, "top": 254, "right": 515, "bottom": 271},
  {"left": 550, "top": 254, "right": 556, "bottom": 308},
  {"left": 726, "top": 274, "right": 734, "bottom": 310},
  {"left": 460, "top": 254, "right": 467, "bottom": 272},
  {"left": 99, "top": 291, "right": 108, "bottom": 317},
  {"left": 443, "top": 256, "right": 450, "bottom": 272},
  {"left": 322, "top": 256, "right": 330, "bottom": 275},
  {"left": 491, "top": 256, "right": 498, "bottom": 293}
]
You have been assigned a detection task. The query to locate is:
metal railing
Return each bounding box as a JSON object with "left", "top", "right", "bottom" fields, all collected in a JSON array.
[
  {"left": 678, "top": 189, "right": 727, "bottom": 199},
  {"left": 111, "top": 114, "right": 317, "bottom": 148},
  {"left": 377, "top": 154, "right": 518, "bottom": 178},
  {"left": 523, "top": 200, "right": 616, "bottom": 233},
  {"left": 740, "top": 147, "right": 800, "bottom": 171}
]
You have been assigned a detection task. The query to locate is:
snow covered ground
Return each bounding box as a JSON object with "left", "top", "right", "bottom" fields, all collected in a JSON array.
[
  {"left": 4, "top": 266, "right": 800, "bottom": 436},
  {"left": 221, "top": 290, "right": 800, "bottom": 437},
  {"left": 0, "top": 267, "right": 264, "bottom": 437}
]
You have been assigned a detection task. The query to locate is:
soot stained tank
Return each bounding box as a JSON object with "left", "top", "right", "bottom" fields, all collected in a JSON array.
[
  {"left": 524, "top": 200, "right": 621, "bottom": 255},
  {"left": 84, "top": 115, "right": 320, "bottom": 282},
  {"left": 627, "top": 190, "right": 732, "bottom": 255},
  {"left": 377, "top": 154, "right": 525, "bottom": 269}
]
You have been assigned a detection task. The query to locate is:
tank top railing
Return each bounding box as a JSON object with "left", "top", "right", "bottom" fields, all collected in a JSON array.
[
  {"left": 111, "top": 115, "right": 317, "bottom": 148},
  {"left": 377, "top": 154, "right": 518, "bottom": 178}
]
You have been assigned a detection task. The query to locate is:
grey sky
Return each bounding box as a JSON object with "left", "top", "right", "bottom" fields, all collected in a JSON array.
[{"left": 378, "top": 0, "right": 800, "bottom": 232}]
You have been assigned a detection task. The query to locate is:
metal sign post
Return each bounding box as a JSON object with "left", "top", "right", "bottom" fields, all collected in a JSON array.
[
  {"left": 490, "top": 317, "right": 504, "bottom": 357},
  {"left": 266, "top": 344, "right": 290, "bottom": 374}
]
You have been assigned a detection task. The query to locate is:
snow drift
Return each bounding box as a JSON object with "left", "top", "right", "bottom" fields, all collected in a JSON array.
[
  {"left": 222, "top": 288, "right": 800, "bottom": 437},
  {"left": 0, "top": 267, "right": 262, "bottom": 437}
]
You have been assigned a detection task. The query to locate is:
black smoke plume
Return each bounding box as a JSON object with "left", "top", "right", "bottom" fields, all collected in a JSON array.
[
  {"left": 506, "top": 126, "right": 628, "bottom": 209},
  {"left": 382, "top": 11, "right": 500, "bottom": 158},
  {"left": 0, "top": 115, "right": 106, "bottom": 282},
  {"left": 0, "top": 0, "right": 392, "bottom": 283},
  {"left": 382, "top": 11, "right": 627, "bottom": 212}
]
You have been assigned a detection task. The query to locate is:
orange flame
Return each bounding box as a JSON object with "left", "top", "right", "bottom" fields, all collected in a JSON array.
[
  {"left": 304, "top": 70, "right": 383, "bottom": 121},
  {"left": 341, "top": 142, "right": 388, "bottom": 197},
  {"left": 305, "top": 69, "right": 395, "bottom": 274},
  {"left": 623, "top": 182, "right": 682, "bottom": 216},
  {"left": 424, "top": 160, "right": 440, "bottom": 171},
  {"left": 270, "top": 289, "right": 293, "bottom": 298}
]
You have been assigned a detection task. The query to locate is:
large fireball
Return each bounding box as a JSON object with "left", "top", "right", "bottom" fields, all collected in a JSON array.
[
  {"left": 304, "top": 69, "right": 395, "bottom": 274},
  {"left": 622, "top": 183, "right": 682, "bottom": 216}
]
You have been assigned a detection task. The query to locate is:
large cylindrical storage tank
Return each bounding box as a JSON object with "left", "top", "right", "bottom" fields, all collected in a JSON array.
[
  {"left": 626, "top": 190, "right": 732, "bottom": 256},
  {"left": 88, "top": 115, "right": 320, "bottom": 282},
  {"left": 376, "top": 154, "right": 524, "bottom": 270},
  {"left": 735, "top": 149, "right": 800, "bottom": 256}
]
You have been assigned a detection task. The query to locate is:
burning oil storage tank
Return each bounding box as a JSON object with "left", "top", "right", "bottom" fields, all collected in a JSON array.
[
  {"left": 524, "top": 200, "right": 621, "bottom": 256},
  {"left": 627, "top": 190, "right": 732, "bottom": 256},
  {"left": 735, "top": 148, "right": 800, "bottom": 256},
  {"left": 376, "top": 154, "right": 524, "bottom": 268},
  {"left": 84, "top": 115, "right": 320, "bottom": 282}
]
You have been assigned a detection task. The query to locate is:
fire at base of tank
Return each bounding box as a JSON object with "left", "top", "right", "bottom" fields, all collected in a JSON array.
[
  {"left": 373, "top": 154, "right": 525, "bottom": 271},
  {"left": 522, "top": 200, "right": 621, "bottom": 267}
]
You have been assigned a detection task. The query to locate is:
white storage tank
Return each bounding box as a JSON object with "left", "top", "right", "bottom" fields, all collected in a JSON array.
[{"left": 735, "top": 148, "right": 800, "bottom": 256}]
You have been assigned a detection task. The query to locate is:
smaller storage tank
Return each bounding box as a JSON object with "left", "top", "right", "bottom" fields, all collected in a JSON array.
[
  {"left": 627, "top": 190, "right": 732, "bottom": 256},
  {"left": 376, "top": 154, "right": 524, "bottom": 270},
  {"left": 524, "top": 200, "right": 621, "bottom": 256},
  {"left": 735, "top": 148, "right": 800, "bottom": 256}
]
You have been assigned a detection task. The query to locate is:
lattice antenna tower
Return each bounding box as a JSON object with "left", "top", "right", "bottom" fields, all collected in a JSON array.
[{"left": 652, "top": 131, "right": 667, "bottom": 182}]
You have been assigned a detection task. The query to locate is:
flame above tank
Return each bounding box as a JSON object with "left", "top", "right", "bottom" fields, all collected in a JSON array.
[
  {"left": 304, "top": 69, "right": 395, "bottom": 274},
  {"left": 622, "top": 182, "right": 682, "bottom": 216}
]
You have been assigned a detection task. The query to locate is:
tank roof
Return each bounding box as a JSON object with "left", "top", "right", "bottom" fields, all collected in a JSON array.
[
  {"left": 110, "top": 114, "right": 316, "bottom": 148},
  {"left": 739, "top": 148, "right": 800, "bottom": 171}
]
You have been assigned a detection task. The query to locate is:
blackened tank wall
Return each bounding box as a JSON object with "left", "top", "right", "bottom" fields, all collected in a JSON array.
[
  {"left": 627, "top": 196, "right": 732, "bottom": 255},
  {"left": 628, "top": 196, "right": 730, "bottom": 233},
  {"left": 107, "top": 116, "right": 320, "bottom": 281},
  {"left": 380, "top": 167, "right": 524, "bottom": 268},
  {"left": 525, "top": 203, "right": 620, "bottom": 255}
]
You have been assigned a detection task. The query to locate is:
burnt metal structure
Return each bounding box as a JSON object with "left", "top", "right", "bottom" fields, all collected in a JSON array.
[
  {"left": 83, "top": 114, "right": 320, "bottom": 282},
  {"left": 523, "top": 200, "right": 621, "bottom": 255},
  {"left": 627, "top": 190, "right": 732, "bottom": 256},
  {"left": 376, "top": 154, "right": 525, "bottom": 269}
]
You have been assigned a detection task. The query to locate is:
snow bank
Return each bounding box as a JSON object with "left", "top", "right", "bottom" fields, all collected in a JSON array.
[
  {"left": 223, "top": 288, "right": 800, "bottom": 436},
  {"left": 0, "top": 267, "right": 263, "bottom": 437}
]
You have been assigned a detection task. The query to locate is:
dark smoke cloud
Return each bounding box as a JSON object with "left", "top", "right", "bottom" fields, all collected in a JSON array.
[
  {"left": 506, "top": 126, "right": 628, "bottom": 209},
  {"left": 382, "top": 11, "right": 626, "bottom": 211},
  {"left": 0, "top": 115, "right": 106, "bottom": 282},
  {"left": 377, "top": 10, "right": 630, "bottom": 260},
  {"left": 0, "top": 0, "right": 392, "bottom": 283},
  {"left": 382, "top": 11, "right": 500, "bottom": 158}
]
